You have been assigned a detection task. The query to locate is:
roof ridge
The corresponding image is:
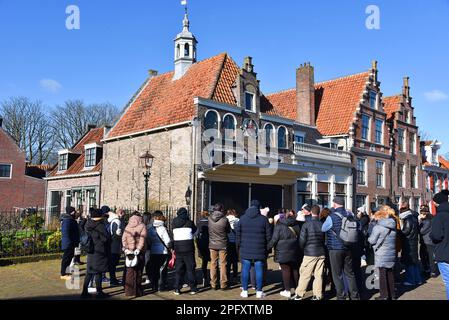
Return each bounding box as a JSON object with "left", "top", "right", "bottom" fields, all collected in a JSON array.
[
  {"left": 265, "top": 87, "right": 296, "bottom": 97},
  {"left": 315, "top": 71, "right": 370, "bottom": 87}
]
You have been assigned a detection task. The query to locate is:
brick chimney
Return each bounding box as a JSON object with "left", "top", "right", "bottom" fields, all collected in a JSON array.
[
  {"left": 403, "top": 76, "right": 410, "bottom": 98},
  {"left": 296, "top": 63, "right": 315, "bottom": 125}
]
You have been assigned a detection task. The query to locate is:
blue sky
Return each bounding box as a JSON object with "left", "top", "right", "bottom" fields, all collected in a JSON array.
[{"left": 0, "top": 0, "right": 448, "bottom": 153}]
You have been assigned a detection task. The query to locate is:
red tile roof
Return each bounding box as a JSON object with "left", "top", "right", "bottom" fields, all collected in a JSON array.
[
  {"left": 108, "top": 53, "right": 240, "bottom": 138},
  {"left": 439, "top": 156, "right": 449, "bottom": 170},
  {"left": 383, "top": 95, "right": 402, "bottom": 119},
  {"left": 265, "top": 71, "right": 371, "bottom": 136},
  {"left": 49, "top": 127, "right": 104, "bottom": 178}
]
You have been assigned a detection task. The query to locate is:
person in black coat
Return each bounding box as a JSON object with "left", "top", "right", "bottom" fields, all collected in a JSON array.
[
  {"left": 236, "top": 200, "right": 272, "bottom": 298},
  {"left": 73, "top": 211, "right": 87, "bottom": 265},
  {"left": 195, "top": 211, "right": 211, "bottom": 287},
  {"left": 80, "top": 209, "right": 111, "bottom": 299},
  {"left": 419, "top": 205, "right": 438, "bottom": 277},
  {"left": 268, "top": 212, "right": 300, "bottom": 299},
  {"left": 399, "top": 204, "right": 422, "bottom": 286},
  {"left": 60, "top": 207, "right": 80, "bottom": 279}
]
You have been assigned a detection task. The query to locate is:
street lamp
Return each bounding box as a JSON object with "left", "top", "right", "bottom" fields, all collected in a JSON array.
[{"left": 139, "top": 151, "right": 154, "bottom": 214}]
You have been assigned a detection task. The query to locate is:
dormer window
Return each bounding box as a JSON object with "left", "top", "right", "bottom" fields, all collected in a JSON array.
[
  {"left": 59, "top": 153, "right": 68, "bottom": 171},
  {"left": 369, "top": 91, "right": 377, "bottom": 109},
  {"left": 245, "top": 92, "right": 255, "bottom": 112},
  {"left": 85, "top": 148, "right": 96, "bottom": 167}
]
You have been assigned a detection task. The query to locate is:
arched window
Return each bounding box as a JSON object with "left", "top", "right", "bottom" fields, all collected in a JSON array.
[
  {"left": 264, "top": 123, "right": 274, "bottom": 147},
  {"left": 242, "top": 119, "right": 258, "bottom": 138},
  {"left": 223, "top": 114, "right": 236, "bottom": 140},
  {"left": 204, "top": 110, "right": 219, "bottom": 138},
  {"left": 278, "top": 126, "right": 288, "bottom": 149},
  {"left": 184, "top": 43, "right": 190, "bottom": 57}
]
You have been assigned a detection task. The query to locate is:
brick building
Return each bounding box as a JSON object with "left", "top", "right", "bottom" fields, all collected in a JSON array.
[
  {"left": 45, "top": 126, "right": 106, "bottom": 219},
  {"left": 101, "top": 12, "right": 353, "bottom": 217},
  {"left": 384, "top": 78, "right": 425, "bottom": 212},
  {"left": 0, "top": 119, "right": 47, "bottom": 211}
]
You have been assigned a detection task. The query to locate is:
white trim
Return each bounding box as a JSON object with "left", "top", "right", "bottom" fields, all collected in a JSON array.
[
  {"left": 0, "top": 163, "right": 12, "bottom": 179},
  {"left": 194, "top": 97, "right": 243, "bottom": 114},
  {"left": 44, "top": 171, "right": 101, "bottom": 181},
  {"left": 244, "top": 91, "right": 256, "bottom": 112},
  {"left": 58, "top": 149, "right": 70, "bottom": 155},
  {"left": 103, "top": 120, "right": 192, "bottom": 142},
  {"left": 277, "top": 125, "right": 289, "bottom": 149},
  {"left": 84, "top": 143, "right": 102, "bottom": 150},
  {"left": 260, "top": 114, "right": 295, "bottom": 126},
  {"left": 222, "top": 113, "right": 237, "bottom": 141}
]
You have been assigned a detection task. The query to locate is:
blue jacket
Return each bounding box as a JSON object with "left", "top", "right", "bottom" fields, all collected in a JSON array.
[
  {"left": 322, "top": 207, "right": 348, "bottom": 250},
  {"left": 61, "top": 213, "right": 80, "bottom": 250},
  {"left": 236, "top": 205, "right": 272, "bottom": 261}
]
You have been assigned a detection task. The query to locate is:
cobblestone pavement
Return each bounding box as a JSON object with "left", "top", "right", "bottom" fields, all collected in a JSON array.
[{"left": 0, "top": 257, "right": 446, "bottom": 300}]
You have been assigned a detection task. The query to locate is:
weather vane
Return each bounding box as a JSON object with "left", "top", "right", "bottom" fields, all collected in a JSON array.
[{"left": 181, "top": 0, "right": 188, "bottom": 14}]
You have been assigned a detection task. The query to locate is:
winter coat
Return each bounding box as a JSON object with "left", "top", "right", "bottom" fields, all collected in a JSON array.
[
  {"left": 208, "top": 211, "right": 231, "bottom": 250},
  {"left": 419, "top": 216, "right": 433, "bottom": 246},
  {"left": 60, "top": 213, "right": 80, "bottom": 250},
  {"left": 430, "top": 202, "right": 449, "bottom": 263},
  {"left": 195, "top": 217, "right": 210, "bottom": 259},
  {"left": 299, "top": 216, "right": 325, "bottom": 257},
  {"left": 107, "top": 213, "right": 124, "bottom": 254},
  {"left": 122, "top": 215, "right": 147, "bottom": 252},
  {"left": 85, "top": 218, "right": 110, "bottom": 274},
  {"left": 172, "top": 211, "right": 197, "bottom": 254},
  {"left": 399, "top": 210, "right": 420, "bottom": 265},
  {"left": 325, "top": 207, "right": 349, "bottom": 251},
  {"left": 227, "top": 215, "right": 239, "bottom": 244},
  {"left": 268, "top": 217, "right": 300, "bottom": 264},
  {"left": 236, "top": 205, "right": 272, "bottom": 261},
  {"left": 368, "top": 217, "right": 397, "bottom": 268},
  {"left": 147, "top": 220, "right": 171, "bottom": 255}
]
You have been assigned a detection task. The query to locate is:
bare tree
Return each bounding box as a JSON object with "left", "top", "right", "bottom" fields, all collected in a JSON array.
[
  {"left": 419, "top": 130, "right": 432, "bottom": 142},
  {"left": 51, "top": 100, "right": 119, "bottom": 149}
]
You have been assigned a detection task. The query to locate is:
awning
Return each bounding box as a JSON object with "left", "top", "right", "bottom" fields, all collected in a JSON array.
[{"left": 201, "top": 162, "right": 326, "bottom": 185}]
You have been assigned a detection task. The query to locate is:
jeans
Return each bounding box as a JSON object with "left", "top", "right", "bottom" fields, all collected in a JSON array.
[
  {"left": 404, "top": 264, "right": 422, "bottom": 285},
  {"left": 328, "top": 250, "right": 360, "bottom": 300},
  {"left": 241, "top": 259, "right": 264, "bottom": 292},
  {"left": 426, "top": 245, "right": 439, "bottom": 275},
  {"left": 438, "top": 262, "right": 449, "bottom": 300}
]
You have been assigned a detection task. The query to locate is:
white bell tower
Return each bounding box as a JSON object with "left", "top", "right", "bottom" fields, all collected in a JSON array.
[{"left": 173, "top": 7, "right": 197, "bottom": 80}]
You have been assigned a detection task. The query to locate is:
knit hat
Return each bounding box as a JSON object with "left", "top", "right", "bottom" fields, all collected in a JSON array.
[
  {"left": 177, "top": 207, "right": 188, "bottom": 217},
  {"left": 433, "top": 192, "right": 448, "bottom": 205},
  {"left": 333, "top": 197, "right": 345, "bottom": 206},
  {"left": 90, "top": 208, "right": 103, "bottom": 218},
  {"left": 301, "top": 204, "right": 311, "bottom": 212},
  {"left": 357, "top": 206, "right": 366, "bottom": 214},
  {"left": 251, "top": 200, "right": 261, "bottom": 209},
  {"left": 100, "top": 206, "right": 111, "bottom": 215},
  {"left": 66, "top": 206, "right": 76, "bottom": 215}
]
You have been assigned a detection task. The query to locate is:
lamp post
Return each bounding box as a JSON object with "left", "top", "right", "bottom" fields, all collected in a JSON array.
[{"left": 139, "top": 151, "right": 154, "bottom": 214}]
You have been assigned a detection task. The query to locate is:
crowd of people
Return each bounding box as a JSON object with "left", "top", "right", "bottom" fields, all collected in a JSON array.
[{"left": 59, "top": 191, "right": 449, "bottom": 300}]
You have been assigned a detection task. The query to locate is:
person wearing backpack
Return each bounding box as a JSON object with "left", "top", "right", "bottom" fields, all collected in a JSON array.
[
  {"left": 368, "top": 205, "right": 397, "bottom": 300},
  {"left": 293, "top": 205, "right": 326, "bottom": 300},
  {"left": 80, "top": 209, "right": 111, "bottom": 299},
  {"left": 107, "top": 209, "right": 124, "bottom": 286},
  {"left": 60, "top": 206, "right": 80, "bottom": 280},
  {"left": 146, "top": 211, "right": 171, "bottom": 292},
  {"left": 268, "top": 209, "right": 301, "bottom": 299},
  {"left": 321, "top": 197, "right": 360, "bottom": 300}
]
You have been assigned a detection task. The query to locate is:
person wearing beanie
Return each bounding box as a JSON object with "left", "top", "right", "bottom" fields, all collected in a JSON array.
[
  {"left": 80, "top": 209, "right": 111, "bottom": 299},
  {"left": 399, "top": 202, "right": 421, "bottom": 286},
  {"left": 236, "top": 199, "right": 272, "bottom": 299},
  {"left": 100, "top": 206, "right": 111, "bottom": 216},
  {"left": 430, "top": 192, "right": 449, "bottom": 299},
  {"left": 60, "top": 206, "right": 80, "bottom": 280},
  {"left": 321, "top": 197, "right": 360, "bottom": 300},
  {"left": 172, "top": 207, "right": 198, "bottom": 295}
]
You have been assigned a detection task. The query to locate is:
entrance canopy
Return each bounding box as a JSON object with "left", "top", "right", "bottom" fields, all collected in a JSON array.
[{"left": 202, "top": 162, "right": 325, "bottom": 186}]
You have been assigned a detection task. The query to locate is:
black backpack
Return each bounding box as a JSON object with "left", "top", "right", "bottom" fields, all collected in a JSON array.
[{"left": 80, "top": 231, "right": 94, "bottom": 254}]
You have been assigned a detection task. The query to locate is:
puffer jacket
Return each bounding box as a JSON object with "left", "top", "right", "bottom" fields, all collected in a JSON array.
[
  {"left": 299, "top": 216, "right": 325, "bottom": 257},
  {"left": 172, "top": 209, "right": 197, "bottom": 254},
  {"left": 368, "top": 217, "right": 397, "bottom": 268},
  {"left": 227, "top": 215, "right": 239, "bottom": 244},
  {"left": 208, "top": 211, "right": 231, "bottom": 250},
  {"left": 85, "top": 218, "right": 110, "bottom": 274},
  {"left": 236, "top": 204, "right": 272, "bottom": 261},
  {"left": 419, "top": 216, "right": 433, "bottom": 246},
  {"left": 325, "top": 207, "right": 348, "bottom": 250},
  {"left": 399, "top": 210, "right": 419, "bottom": 265},
  {"left": 108, "top": 212, "right": 123, "bottom": 254},
  {"left": 122, "top": 215, "right": 147, "bottom": 252},
  {"left": 60, "top": 213, "right": 80, "bottom": 250},
  {"left": 268, "top": 217, "right": 300, "bottom": 263},
  {"left": 195, "top": 217, "right": 210, "bottom": 258},
  {"left": 147, "top": 220, "right": 171, "bottom": 255}
]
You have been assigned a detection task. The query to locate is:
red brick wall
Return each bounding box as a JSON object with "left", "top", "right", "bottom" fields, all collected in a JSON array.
[{"left": 0, "top": 129, "right": 45, "bottom": 210}]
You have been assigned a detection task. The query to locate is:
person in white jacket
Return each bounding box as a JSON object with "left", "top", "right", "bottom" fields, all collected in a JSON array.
[
  {"left": 146, "top": 211, "right": 172, "bottom": 292},
  {"left": 226, "top": 209, "right": 240, "bottom": 283}
]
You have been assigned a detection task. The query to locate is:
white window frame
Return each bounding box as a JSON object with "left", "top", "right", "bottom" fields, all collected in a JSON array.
[
  {"left": 0, "top": 163, "right": 12, "bottom": 179},
  {"left": 263, "top": 123, "right": 275, "bottom": 147},
  {"left": 357, "top": 158, "right": 367, "bottom": 186},
  {"left": 204, "top": 109, "right": 221, "bottom": 138},
  {"left": 222, "top": 113, "right": 237, "bottom": 141},
  {"left": 244, "top": 91, "right": 256, "bottom": 112},
  {"left": 361, "top": 114, "right": 371, "bottom": 141},
  {"left": 277, "top": 125, "right": 289, "bottom": 149},
  {"left": 369, "top": 90, "right": 377, "bottom": 109},
  {"left": 84, "top": 147, "right": 97, "bottom": 168},
  {"left": 409, "top": 132, "right": 416, "bottom": 155},
  {"left": 410, "top": 166, "right": 418, "bottom": 189},
  {"left": 376, "top": 160, "right": 385, "bottom": 188},
  {"left": 398, "top": 163, "right": 405, "bottom": 188},
  {"left": 398, "top": 128, "right": 405, "bottom": 152},
  {"left": 294, "top": 131, "right": 306, "bottom": 144},
  {"left": 58, "top": 153, "right": 68, "bottom": 172},
  {"left": 375, "top": 119, "right": 384, "bottom": 144}
]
